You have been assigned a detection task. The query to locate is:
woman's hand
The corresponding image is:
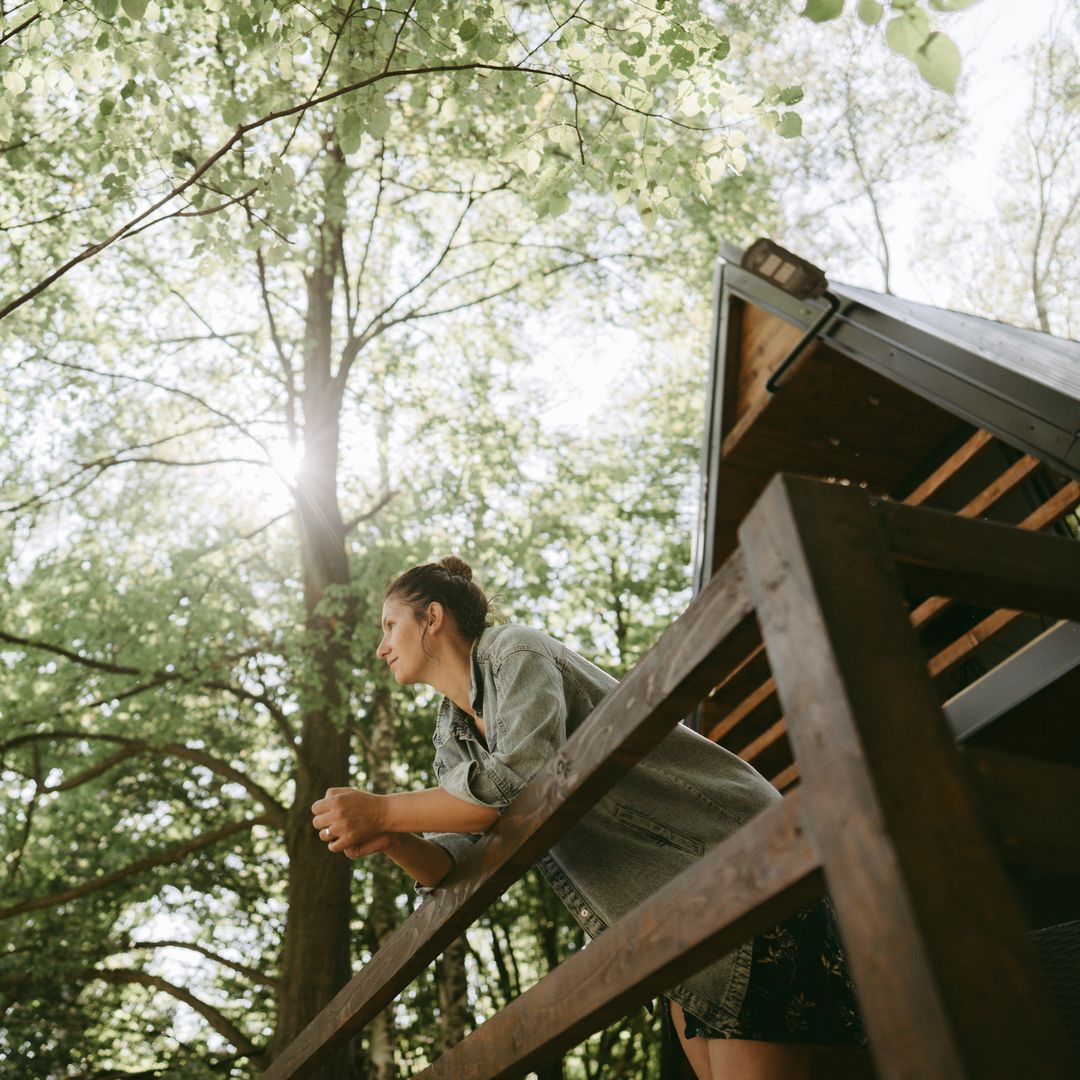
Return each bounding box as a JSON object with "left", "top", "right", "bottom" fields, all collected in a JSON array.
[{"left": 311, "top": 787, "right": 390, "bottom": 854}]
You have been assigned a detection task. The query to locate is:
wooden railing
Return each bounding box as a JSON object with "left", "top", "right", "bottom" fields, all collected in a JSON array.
[{"left": 264, "top": 474, "right": 1079, "bottom": 1080}]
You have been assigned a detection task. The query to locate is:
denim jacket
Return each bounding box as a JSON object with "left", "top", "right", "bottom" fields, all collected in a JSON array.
[{"left": 422, "top": 623, "right": 780, "bottom": 1028}]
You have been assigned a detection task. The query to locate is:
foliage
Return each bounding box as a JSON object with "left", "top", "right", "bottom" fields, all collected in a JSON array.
[{"left": 801, "top": 0, "right": 979, "bottom": 92}]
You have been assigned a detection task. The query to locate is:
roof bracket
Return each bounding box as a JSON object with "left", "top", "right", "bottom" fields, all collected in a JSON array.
[{"left": 766, "top": 292, "right": 842, "bottom": 394}]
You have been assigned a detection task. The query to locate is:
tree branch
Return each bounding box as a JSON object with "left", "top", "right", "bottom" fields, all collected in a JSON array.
[
  {"left": 0, "top": 730, "right": 287, "bottom": 821},
  {"left": 342, "top": 488, "right": 399, "bottom": 535},
  {"left": 1, "top": 62, "right": 716, "bottom": 322},
  {"left": 122, "top": 938, "right": 280, "bottom": 990},
  {"left": 0, "top": 813, "right": 274, "bottom": 921},
  {"left": 22, "top": 356, "right": 273, "bottom": 460},
  {"left": 93, "top": 968, "right": 259, "bottom": 1056}
]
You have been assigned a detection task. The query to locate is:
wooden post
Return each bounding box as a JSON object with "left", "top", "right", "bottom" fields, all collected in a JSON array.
[{"left": 738, "top": 474, "right": 1073, "bottom": 1080}]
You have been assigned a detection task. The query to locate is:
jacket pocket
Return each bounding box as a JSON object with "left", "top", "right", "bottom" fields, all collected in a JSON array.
[{"left": 612, "top": 803, "right": 704, "bottom": 858}]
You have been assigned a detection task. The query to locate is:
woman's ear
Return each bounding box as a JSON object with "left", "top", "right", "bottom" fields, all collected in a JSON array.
[{"left": 426, "top": 601, "right": 445, "bottom": 633}]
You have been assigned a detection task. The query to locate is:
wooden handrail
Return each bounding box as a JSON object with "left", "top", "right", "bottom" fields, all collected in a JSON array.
[
  {"left": 263, "top": 553, "right": 758, "bottom": 1078},
  {"left": 741, "top": 475, "right": 1075, "bottom": 1080},
  {"left": 416, "top": 793, "right": 820, "bottom": 1080}
]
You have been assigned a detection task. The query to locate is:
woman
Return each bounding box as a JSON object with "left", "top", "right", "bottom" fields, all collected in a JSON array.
[{"left": 311, "top": 557, "right": 866, "bottom": 1080}]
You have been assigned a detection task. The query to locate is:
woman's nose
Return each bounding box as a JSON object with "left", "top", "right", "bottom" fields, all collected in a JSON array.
[{"left": 376, "top": 637, "right": 389, "bottom": 657}]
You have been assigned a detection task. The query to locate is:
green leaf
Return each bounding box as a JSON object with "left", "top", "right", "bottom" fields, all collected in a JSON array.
[
  {"left": 94, "top": 0, "right": 120, "bottom": 16},
  {"left": 884, "top": 8, "right": 930, "bottom": 59},
  {"left": 670, "top": 44, "right": 695, "bottom": 68},
  {"left": 915, "top": 30, "right": 961, "bottom": 92},
  {"left": 475, "top": 33, "right": 499, "bottom": 61},
  {"left": 776, "top": 112, "right": 802, "bottom": 138},
  {"left": 457, "top": 18, "right": 479, "bottom": 42},
  {"left": 802, "top": 0, "right": 844, "bottom": 23},
  {"left": 338, "top": 113, "right": 362, "bottom": 155},
  {"left": 928, "top": 0, "right": 980, "bottom": 9},
  {"left": 857, "top": 0, "right": 883, "bottom": 25},
  {"left": 221, "top": 98, "right": 243, "bottom": 127},
  {"left": 367, "top": 105, "right": 390, "bottom": 139},
  {"left": 121, "top": 0, "right": 148, "bottom": 19},
  {"left": 779, "top": 85, "right": 804, "bottom": 105},
  {"left": 39, "top": 0, "right": 64, "bottom": 13}
]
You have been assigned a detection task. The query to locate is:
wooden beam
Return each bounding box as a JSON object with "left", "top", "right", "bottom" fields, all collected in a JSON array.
[
  {"left": 952, "top": 453, "right": 1041, "bottom": 518},
  {"left": 739, "top": 474, "right": 1073, "bottom": 1080},
  {"left": 903, "top": 429, "right": 993, "bottom": 507},
  {"left": 872, "top": 496, "right": 1080, "bottom": 623},
  {"left": 962, "top": 747, "right": 1080, "bottom": 877},
  {"left": 703, "top": 638, "right": 767, "bottom": 720},
  {"left": 910, "top": 480, "right": 1080, "bottom": 629},
  {"left": 927, "top": 609, "right": 1025, "bottom": 680},
  {"left": 262, "top": 554, "right": 756, "bottom": 1079},
  {"left": 708, "top": 677, "right": 779, "bottom": 745},
  {"left": 415, "top": 794, "right": 822, "bottom": 1080}
]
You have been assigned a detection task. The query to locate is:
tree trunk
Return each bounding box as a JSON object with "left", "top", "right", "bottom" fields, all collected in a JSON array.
[
  {"left": 362, "top": 688, "right": 402, "bottom": 1079},
  {"left": 270, "top": 236, "right": 358, "bottom": 1077},
  {"left": 436, "top": 933, "right": 472, "bottom": 1053}
]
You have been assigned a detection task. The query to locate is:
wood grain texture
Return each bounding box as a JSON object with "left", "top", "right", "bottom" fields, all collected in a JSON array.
[
  {"left": 739, "top": 474, "right": 1073, "bottom": 1080},
  {"left": 415, "top": 793, "right": 822, "bottom": 1080},
  {"left": 263, "top": 555, "right": 755, "bottom": 1079},
  {"left": 910, "top": 478, "right": 1080, "bottom": 629},
  {"left": 875, "top": 496, "right": 1080, "bottom": 623}
]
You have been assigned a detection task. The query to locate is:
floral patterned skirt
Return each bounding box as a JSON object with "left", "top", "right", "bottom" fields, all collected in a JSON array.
[{"left": 666, "top": 897, "right": 867, "bottom": 1045}]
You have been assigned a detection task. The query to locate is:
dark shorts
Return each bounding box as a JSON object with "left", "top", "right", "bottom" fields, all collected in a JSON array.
[{"left": 666, "top": 897, "right": 867, "bottom": 1045}]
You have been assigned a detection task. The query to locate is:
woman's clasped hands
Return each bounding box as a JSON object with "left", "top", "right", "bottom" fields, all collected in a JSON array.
[{"left": 311, "top": 787, "right": 395, "bottom": 859}]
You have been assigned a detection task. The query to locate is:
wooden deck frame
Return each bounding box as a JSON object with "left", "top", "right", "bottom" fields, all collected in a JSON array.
[
  {"left": 740, "top": 476, "right": 1075, "bottom": 1080},
  {"left": 264, "top": 476, "right": 1077, "bottom": 1080}
]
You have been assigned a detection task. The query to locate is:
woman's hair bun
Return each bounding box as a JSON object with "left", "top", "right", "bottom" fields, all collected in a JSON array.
[{"left": 439, "top": 555, "right": 473, "bottom": 581}]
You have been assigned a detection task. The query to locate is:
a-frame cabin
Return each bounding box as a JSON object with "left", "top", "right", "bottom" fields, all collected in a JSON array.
[
  {"left": 689, "top": 241, "right": 1080, "bottom": 1073},
  {"left": 695, "top": 242, "right": 1079, "bottom": 790}
]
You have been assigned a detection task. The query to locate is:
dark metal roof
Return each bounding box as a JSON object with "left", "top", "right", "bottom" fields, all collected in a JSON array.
[{"left": 713, "top": 246, "right": 1080, "bottom": 480}]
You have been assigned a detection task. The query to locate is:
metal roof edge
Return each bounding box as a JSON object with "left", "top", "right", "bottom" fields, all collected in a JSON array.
[{"left": 711, "top": 249, "right": 1080, "bottom": 483}]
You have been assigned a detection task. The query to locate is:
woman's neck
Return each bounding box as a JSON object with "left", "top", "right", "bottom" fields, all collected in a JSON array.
[{"left": 425, "top": 633, "right": 476, "bottom": 717}]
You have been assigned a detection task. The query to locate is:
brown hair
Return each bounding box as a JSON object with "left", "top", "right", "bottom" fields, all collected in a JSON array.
[{"left": 385, "top": 555, "right": 494, "bottom": 643}]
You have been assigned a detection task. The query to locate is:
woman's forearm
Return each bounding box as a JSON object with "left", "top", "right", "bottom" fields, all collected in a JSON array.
[
  {"left": 383, "top": 833, "right": 455, "bottom": 888},
  {"left": 382, "top": 785, "right": 500, "bottom": 835}
]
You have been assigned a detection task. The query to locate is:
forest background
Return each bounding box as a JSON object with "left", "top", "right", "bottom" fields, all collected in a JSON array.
[{"left": 1, "top": 0, "right": 1076, "bottom": 1077}]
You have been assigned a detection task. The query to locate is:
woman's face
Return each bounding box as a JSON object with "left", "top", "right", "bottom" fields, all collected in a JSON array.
[{"left": 377, "top": 597, "right": 429, "bottom": 685}]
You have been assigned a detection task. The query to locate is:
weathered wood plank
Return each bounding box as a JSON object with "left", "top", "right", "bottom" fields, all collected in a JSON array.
[
  {"left": 262, "top": 554, "right": 756, "bottom": 1079},
  {"left": 740, "top": 474, "right": 1073, "bottom": 1080},
  {"left": 416, "top": 793, "right": 822, "bottom": 1080},
  {"left": 873, "top": 496, "right": 1080, "bottom": 622},
  {"left": 910, "top": 479, "right": 1080, "bottom": 629},
  {"left": 903, "top": 428, "right": 993, "bottom": 507},
  {"left": 962, "top": 747, "right": 1080, "bottom": 876}
]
